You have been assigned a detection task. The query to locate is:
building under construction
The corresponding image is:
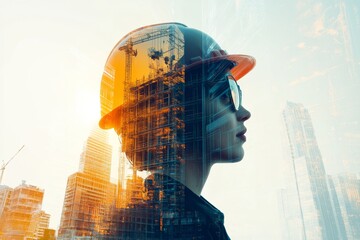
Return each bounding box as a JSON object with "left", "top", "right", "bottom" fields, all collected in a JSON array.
[
  {"left": 98, "top": 23, "right": 217, "bottom": 239},
  {"left": 0, "top": 181, "right": 50, "bottom": 240}
]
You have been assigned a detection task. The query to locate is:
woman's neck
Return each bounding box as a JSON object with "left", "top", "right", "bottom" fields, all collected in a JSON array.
[{"left": 160, "top": 160, "right": 211, "bottom": 196}]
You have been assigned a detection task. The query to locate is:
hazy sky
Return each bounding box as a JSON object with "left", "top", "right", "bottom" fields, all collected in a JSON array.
[{"left": 1, "top": 0, "right": 359, "bottom": 238}]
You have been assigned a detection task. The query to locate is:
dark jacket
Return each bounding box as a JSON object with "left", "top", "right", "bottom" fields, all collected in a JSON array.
[{"left": 104, "top": 173, "right": 230, "bottom": 240}]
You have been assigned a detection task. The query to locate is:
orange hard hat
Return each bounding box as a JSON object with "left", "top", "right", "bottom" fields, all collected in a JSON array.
[{"left": 99, "top": 22, "right": 255, "bottom": 129}]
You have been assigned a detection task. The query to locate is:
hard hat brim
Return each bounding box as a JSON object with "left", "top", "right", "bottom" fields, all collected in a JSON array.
[
  {"left": 186, "top": 54, "right": 256, "bottom": 81},
  {"left": 99, "top": 105, "right": 122, "bottom": 130}
]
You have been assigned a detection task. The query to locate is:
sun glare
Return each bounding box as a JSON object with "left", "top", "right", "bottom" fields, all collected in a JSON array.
[
  {"left": 75, "top": 90, "right": 100, "bottom": 127},
  {"left": 109, "top": 131, "right": 120, "bottom": 183}
]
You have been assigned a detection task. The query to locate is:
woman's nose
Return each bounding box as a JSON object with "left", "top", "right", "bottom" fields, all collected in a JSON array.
[{"left": 236, "top": 105, "right": 251, "bottom": 122}]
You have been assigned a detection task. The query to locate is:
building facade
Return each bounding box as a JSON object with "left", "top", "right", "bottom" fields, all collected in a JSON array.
[
  {"left": 28, "top": 210, "right": 50, "bottom": 240},
  {"left": 58, "top": 126, "right": 116, "bottom": 239},
  {"left": 280, "top": 102, "right": 343, "bottom": 240},
  {"left": 0, "top": 181, "right": 49, "bottom": 240},
  {"left": 0, "top": 185, "right": 13, "bottom": 236},
  {"left": 328, "top": 173, "right": 360, "bottom": 240}
]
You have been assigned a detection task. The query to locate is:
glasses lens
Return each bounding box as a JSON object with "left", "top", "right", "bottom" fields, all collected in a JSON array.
[{"left": 228, "top": 76, "right": 240, "bottom": 111}]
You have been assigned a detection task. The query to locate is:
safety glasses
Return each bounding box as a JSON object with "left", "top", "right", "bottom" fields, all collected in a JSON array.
[
  {"left": 227, "top": 75, "right": 242, "bottom": 111},
  {"left": 209, "top": 74, "right": 242, "bottom": 111}
]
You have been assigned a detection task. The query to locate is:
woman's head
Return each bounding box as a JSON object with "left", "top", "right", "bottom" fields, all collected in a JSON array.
[{"left": 98, "top": 23, "right": 255, "bottom": 171}]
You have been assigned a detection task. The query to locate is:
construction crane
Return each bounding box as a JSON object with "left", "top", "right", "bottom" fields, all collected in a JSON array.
[
  {"left": 0, "top": 145, "right": 25, "bottom": 185},
  {"left": 118, "top": 25, "right": 183, "bottom": 98},
  {"left": 119, "top": 38, "right": 138, "bottom": 102}
]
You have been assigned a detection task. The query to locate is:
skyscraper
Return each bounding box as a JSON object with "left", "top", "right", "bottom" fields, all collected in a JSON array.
[
  {"left": 58, "top": 126, "right": 116, "bottom": 239},
  {"left": 280, "top": 102, "right": 342, "bottom": 240}
]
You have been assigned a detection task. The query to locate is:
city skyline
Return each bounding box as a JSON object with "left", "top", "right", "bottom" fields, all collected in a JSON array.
[{"left": 1, "top": 99, "right": 358, "bottom": 238}]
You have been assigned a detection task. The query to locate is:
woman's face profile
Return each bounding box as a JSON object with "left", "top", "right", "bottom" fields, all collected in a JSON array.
[{"left": 206, "top": 75, "right": 251, "bottom": 164}]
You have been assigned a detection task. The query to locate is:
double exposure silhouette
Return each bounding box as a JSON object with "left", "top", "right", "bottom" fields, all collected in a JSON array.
[{"left": 98, "top": 23, "right": 255, "bottom": 239}]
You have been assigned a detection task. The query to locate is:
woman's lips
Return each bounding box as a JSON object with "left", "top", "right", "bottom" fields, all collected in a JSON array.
[{"left": 236, "top": 128, "right": 247, "bottom": 142}]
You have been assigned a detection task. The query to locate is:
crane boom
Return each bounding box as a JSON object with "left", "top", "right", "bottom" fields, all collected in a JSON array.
[{"left": 0, "top": 145, "right": 25, "bottom": 185}]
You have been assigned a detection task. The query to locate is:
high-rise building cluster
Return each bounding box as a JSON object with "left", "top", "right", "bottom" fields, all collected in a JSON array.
[
  {"left": 0, "top": 181, "right": 53, "bottom": 239},
  {"left": 55, "top": 102, "right": 360, "bottom": 239},
  {"left": 58, "top": 123, "right": 188, "bottom": 238},
  {"left": 279, "top": 102, "right": 360, "bottom": 240}
]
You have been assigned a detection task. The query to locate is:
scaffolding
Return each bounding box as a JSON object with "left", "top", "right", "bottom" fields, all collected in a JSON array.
[
  {"left": 103, "top": 24, "right": 194, "bottom": 239},
  {"left": 99, "top": 24, "right": 214, "bottom": 239}
]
